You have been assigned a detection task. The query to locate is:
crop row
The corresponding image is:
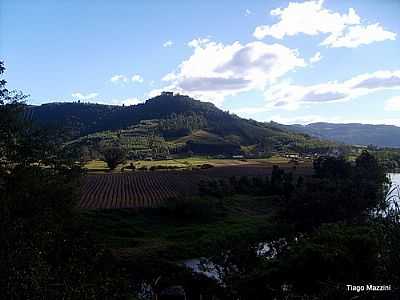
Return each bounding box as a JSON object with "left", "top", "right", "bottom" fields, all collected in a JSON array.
[
  {"left": 80, "top": 164, "right": 312, "bottom": 209},
  {"left": 80, "top": 171, "right": 202, "bottom": 209}
]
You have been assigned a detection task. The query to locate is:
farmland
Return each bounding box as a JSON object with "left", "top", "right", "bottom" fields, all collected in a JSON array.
[
  {"left": 80, "top": 160, "right": 314, "bottom": 209},
  {"left": 83, "top": 155, "right": 301, "bottom": 172},
  {"left": 80, "top": 171, "right": 202, "bottom": 209}
]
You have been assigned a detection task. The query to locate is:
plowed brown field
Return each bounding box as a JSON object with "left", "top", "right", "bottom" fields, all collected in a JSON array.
[{"left": 80, "top": 163, "right": 313, "bottom": 209}]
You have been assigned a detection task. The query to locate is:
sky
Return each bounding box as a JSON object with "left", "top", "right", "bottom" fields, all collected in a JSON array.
[{"left": 1, "top": 0, "right": 400, "bottom": 125}]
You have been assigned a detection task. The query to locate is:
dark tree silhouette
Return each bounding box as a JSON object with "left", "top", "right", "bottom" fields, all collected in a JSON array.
[
  {"left": 102, "top": 147, "right": 126, "bottom": 170},
  {"left": 0, "top": 62, "right": 128, "bottom": 299}
]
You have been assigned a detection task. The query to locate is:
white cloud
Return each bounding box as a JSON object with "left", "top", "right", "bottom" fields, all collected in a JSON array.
[
  {"left": 231, "top": 106, "right": 272, "bottom": 115},
  {"left": 158, "top": 39, "right": 306, "bottom": 105},
  {"left": 112, "top": 97, "right": 142, "bottom": 106},
  {"left": 253, "top": 0, "right": 396, "bottom": 48},
  {"left": 95, "top": 97, "right": 143, "bottom": 106},
  {"left": 162, "top": 72, "right": 178, "bottom": 82},
  {"left": 265, "top": 70, "right": 400, "bottom": 110},
  {"left": 229, "top": 111, "right": 400, "bottom": 127},
  {"left": 245, "top": 9, "right": 252, "bottom": 16},
  {"left": 232, "top": 70, "right": 400, "bottom": 112},
  {"left": 309, "top": 52, "right": 322, "bottom": 63},
  {"left": 348, "top": 70, "right": 400, "bottom": 90},
  {"left": 384, "top": 96, "right": 400, "bottom": 112},
  {"left": 187, "top": 38, "right": 211, "bottom": 48},
  {"left": 265, "top": 114, "right": 400, "bottom": 127},
  {"left": 131, "top": 74, "right": 144, "bottom": 83},
  {"left": 163, "top": 40, "right": 174, "bottom": 48},
  {"left": 147, "top": 88, "right": 165, "bottom": 99},
  {"left": 72, "top": 92, "right": 98, "bottom": 100},
  {"left": 110, "top": 74, "right": 144, "bottom": 84},
  {"left": 110, "top": 74, "right": 129, "bottom": 83},
  {"left": 321, "top": 23, "right": 396, "bottom": 48},
  {"left": 254, "top": 0, "right": 359, "bottom": 39},
  {"left": 268, "top": 114, "right": 336, "bottom": 125}
]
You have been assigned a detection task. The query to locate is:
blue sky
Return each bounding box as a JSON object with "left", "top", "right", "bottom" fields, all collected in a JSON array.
[{"left": 1, "top": 0, "right": 400, "bottom": 125}]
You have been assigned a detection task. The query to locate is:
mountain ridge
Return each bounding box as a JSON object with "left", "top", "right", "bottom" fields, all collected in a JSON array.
[{"left": 283, "top": 122, "right": 400, "bottom": 148}]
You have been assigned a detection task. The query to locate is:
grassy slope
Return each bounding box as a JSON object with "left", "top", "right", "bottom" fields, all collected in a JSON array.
[
  {"left": 174, "top": 129, "right": 229, "bottom": 144},
  {"left": 83, "top": 156, "right": 294, "bottom": 172}
]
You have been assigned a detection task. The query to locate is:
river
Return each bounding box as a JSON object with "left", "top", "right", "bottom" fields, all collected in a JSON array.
[
  {"left": 183, "top": 173, "right": 400, "bottom": 282},
  {"left": 387, "top": 173, "right": 400, "bottom": 210},
  {"left": 389, "top": 173, "right": 400, "bottom": 187}
]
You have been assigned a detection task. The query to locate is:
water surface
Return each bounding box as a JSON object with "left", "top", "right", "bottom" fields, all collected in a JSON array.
[{"left": 389, "top": 173, "right": 400, "bottom": 187}]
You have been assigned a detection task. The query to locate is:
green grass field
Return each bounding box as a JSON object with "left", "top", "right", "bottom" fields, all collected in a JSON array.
[{"left": 84, "top": 155, "right": 294, "bottom": 172}]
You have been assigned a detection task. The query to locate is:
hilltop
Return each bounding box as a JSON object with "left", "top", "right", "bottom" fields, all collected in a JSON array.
[{"left": 28, "top": 93, "right": 339, "bottom": 159}]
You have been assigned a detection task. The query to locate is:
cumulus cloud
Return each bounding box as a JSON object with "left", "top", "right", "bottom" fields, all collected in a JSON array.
[
  {"left": 110, "top": 74, "right": 144, "bottom": 84},
  {"left": 178, "top": 77, "right": 251, "bottom": 92},
  {"left": 148, "top": 88, "right": 167, "bottom": 99},
  {"left": 384, "top": 96, "right": 400, "bottom": 112},
  {"left": 95, "top": 97, "right": 142, "bottom": 106},
  {"left": 111, "top": 97, "right": 142, "bottom": 106},
  {"left": 309, "top": 52, "right": 322, "bottom": 63},
  {"left": 254, "top": 0, "right": 359, "bottom": 39},
  {"left": 349, "top": 71, "right": 400, "bottom": 89},
  {"left": 265, "top": 114, "right": 400, "bottom": 126},
  {"left": 321, "top": 23, "right": 396, "bottom": 48},
  {"left": 264, "top": 70, "right": 400, "bottom": 110},
  {"left": 158, "top": 39, "right": 306, "bottom": 105},
  {"left": 71, "top": 92, "right": 98, "bottom": 100},
  {"left": 232, "top": 70, "right": 400, "bottom": 112},
  {"left": 131, "top": 74, "right": 144, "bottom": 83},
  {"left": 163, "top": 40, "right": 174, "bottom": 47},
  {"left": 187, "top": 37, "right": 212, "bottom": 48},
  {"left": 245, "top": 9, "right": 252, "bottom": 16},
  {"left": 253, "top": 0, "right": 396, "bottom": 48},
  {"left": 162, "top": 72, "right": 178, "bottom": 82},
  {"left": 110, "top": 75, "right": 129, "bottom": 83}
]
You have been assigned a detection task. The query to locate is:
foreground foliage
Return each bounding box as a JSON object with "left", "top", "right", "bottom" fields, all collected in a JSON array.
[{"left": 0, "top": 62, "right": 129, "bottom": 299}]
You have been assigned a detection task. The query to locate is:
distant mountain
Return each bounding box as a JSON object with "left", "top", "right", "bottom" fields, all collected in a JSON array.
[
  {"left": 27, "top": 93, "right": 338, "bottom": 157},
  {"left": 283, "top": 122, "right": 400, "bottom": 148}
]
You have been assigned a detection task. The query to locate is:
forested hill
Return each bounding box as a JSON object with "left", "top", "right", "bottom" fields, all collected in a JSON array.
[
  {"left": 28, "top": 94, "right": 218, "bottom": 136},
  {"left": 27, "top": 93, "right": 338, "bottom": 156},
  {"left": 282, "top": 122, "right": 400, "bottom": 148}
]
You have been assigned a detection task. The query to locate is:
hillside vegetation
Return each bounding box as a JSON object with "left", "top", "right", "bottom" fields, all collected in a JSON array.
[{"left": 28, "top": 93, "right": 341, "bottom": 159}]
